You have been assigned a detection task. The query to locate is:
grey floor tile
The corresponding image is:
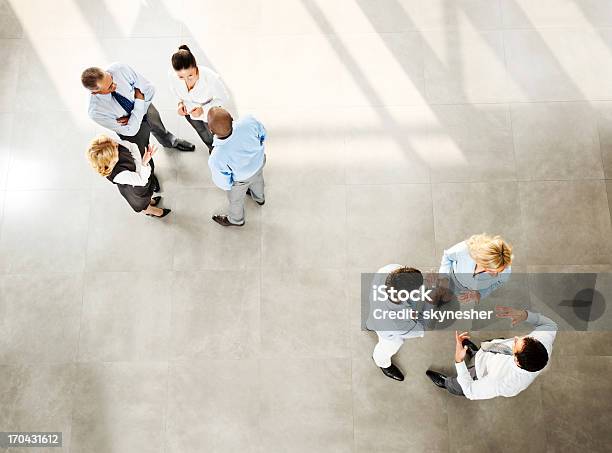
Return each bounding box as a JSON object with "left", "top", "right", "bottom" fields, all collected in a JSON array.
[
  {"left": 541, "top": 355, "right": 612, "bottom": 453},
  {"left": 0, "top": 190, "right": 89, "bottom": 273},
  {"left": 99, "top": 0, "right": 182, "bottom": 38},
  {"left": 173, "top": 188, "right": 261, "bottom": 270},
  {"left": 344, "top": 106, "right": 431, "bottom": 185},
  {"left": 352, "top": 357, "right": 449, "bottom": 453},
  {"left": 423, "top": 30, "right": 515, "bottom": 103},
  {"left": 86, "top": 189, "right": 174, "bottom": 272},
  {"left": 595, "top": 102, "right": 612, "bottom": 179},
  {"left": 0, "top": 363, "right": 75, "bottom": 453},
  {"left": 501, "top": 0, "right": 612, "bottom": 28},
  {"left": 0, "top": 273, "right": 82, "bottom": 363},
  {"left": 504, "top": 28, "right": 612, "bottom": 101},
  {"left": 262, "top": 185, "right": 346, "bottom": 268},
  {"left": 432, "top": 181, "right": 524, "bottom": 264},
  {"left": 0, "top": 39, "right": 20, "bottom": 112},
  {"left": 0, "top": 112, "right": 12, "bottom": 190},
  {"left": 70, "top": 362, "right": 167, "bottom": 453},
  {"left": 261, "top": 268, "right": 349, "bottom": 358},
  {"left": 258, "top": 107, "right": 347, "bottom": 187},
  {"left": 259, "top": 358, "right": 354, "bottom": 453},
  {"left": 166, "top": 360, "right": 261, "bottom": 453},
  {"left": 347, "top": 184, "right": 435, "bottom": 268},
  {"left": 511, "top": 102, "right": 603, "bottom": 181},
  {"left": 16, "top": 39, "right": 103, "bottom": 114},
  {"left": 78, "top": 271, "right": 172, "bottom": 362},
  {"left": 8, "top": 113, "right": 94, "bottom": 190},
  {"left": 447, "top": 381, "right": 545, "bottom": 453},
  {"left": 428, "top": 104, "right": 515, "bottom": 183},
  {"left": 0, "top": 4, "right": 22, "bottom": 38},
  {"left": 519, "top": 180, "right": 612, "bottom": 265},
  {"left": 339, "top": 32, "right": 425, "bottom": 107},
  {"left": 171, "top": 270, "right": 260, "bottom": 359}
]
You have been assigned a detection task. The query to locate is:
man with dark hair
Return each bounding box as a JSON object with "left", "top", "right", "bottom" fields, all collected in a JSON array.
[
  {"left": 425, "top": 306, "right": 557, "bottom": 399},
  {"left": 82, "top": 63, "right": 194, "bottom": 158},
  {"left": 366, "top": 265, "right": 429, "bottom": 381}
]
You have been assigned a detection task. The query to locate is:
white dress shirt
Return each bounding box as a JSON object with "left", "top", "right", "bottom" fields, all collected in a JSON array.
[
  {"left": 366, "top": 264, "right": 425, "bottom": 341},
  {"left": 168, "top": 65, "right": 230, "bottom": 119},
  {"left": 112, "top": 140, "right": 151, "bottom": 186},
  {"left": 88, "top": 62, "right": 155, "bottom": 136},
  {"left": 455, "top": 311, "right": 558, "bottom": 400}
]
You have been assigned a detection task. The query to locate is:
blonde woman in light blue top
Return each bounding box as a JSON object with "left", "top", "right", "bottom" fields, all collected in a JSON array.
[{"left": 437, "top": 234, "right": 513, "bottom": 303}]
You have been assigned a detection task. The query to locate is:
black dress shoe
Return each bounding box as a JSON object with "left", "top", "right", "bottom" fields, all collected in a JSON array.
[
  {"left": 151, "top": 196, "right": 162, "bottom": 207},
  {"left": 380, "top": 363, "right": 404, "bottom": 381},
  {"left": 174, "top": 139, "right": 195, "bottom": 152},
  {"left": 246, "top": 188, "right": 265, "bottom": 206},
  {"left": 212, "top": 214, "right": 244, "bottom": 227},
  {"left": 462, "top": 339, "right": 479, "bottom": 357},
  {"left": 146, "top": 208, "right": 171, "bottom": 218},
  {"left": 426, "top": 370, "right": 448, "bottom": 389},
  {"left": 151, "top": 175, "right": 161, "bottom": 193}
]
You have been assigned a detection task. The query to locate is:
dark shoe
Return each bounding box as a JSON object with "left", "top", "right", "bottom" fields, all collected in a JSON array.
[
  {"left": 380, "top": 363, "right": 404, "bottom": 381},
  {"left": 426, "top": 370, "right": 447, "bottom": 389},
  {"left": 151, "top": 175, "right": 161, "bottom": 193},
  {"left": 174, "top": 139, "right": 195, "bottom": 152},
  {"left": 246, "top": 188, "right": 265, "bottom": 206},
  {"left": 151, "top": 196, "right": 162, "bottom": 207},
  {"left": 462, "top": 339, "right": 479, "bottom": 357},
  {"left": 212, "top": 214, "right": 244, "bottom": 227},
  {"left": 146, "top": 208, "right": 171, "bottom": 218}
]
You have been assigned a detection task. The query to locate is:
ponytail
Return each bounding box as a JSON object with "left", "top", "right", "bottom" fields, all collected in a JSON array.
[{"left": 172, "top": 45, "right": 197, "bottom": 71}]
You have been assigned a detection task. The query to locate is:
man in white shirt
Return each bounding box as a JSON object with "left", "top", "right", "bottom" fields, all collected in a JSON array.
[
  {"left": 426, "top": 306, "right": 557, "bottom": 399},
  {"left": 82, "top": 63, "right": 195, "bottom": 155},
  {"left": 365, "top": 265, "right": 427, "bottom": 381}
]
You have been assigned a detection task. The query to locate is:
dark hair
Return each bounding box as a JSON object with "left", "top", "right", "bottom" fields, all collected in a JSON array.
[
  {"left": 385, "top": 267, "right": 423, "bottom": 304},
  {"left": 515, "top": 337, "right": 549, "bottom": 372},
  {"left": 172, "top": 45, "right": 197, "bottom": 71}
]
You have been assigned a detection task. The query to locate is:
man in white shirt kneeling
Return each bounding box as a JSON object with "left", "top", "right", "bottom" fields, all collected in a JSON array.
[{"left": 426, "top": 306, "right": 557, "bottom": 400}]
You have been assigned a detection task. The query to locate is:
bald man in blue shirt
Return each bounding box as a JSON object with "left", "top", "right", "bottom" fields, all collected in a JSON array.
[{"left": 207, "top": 107, "right": 266, "bottom": 227}]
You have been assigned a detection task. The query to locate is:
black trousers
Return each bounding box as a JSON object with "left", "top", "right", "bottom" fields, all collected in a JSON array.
[
  {"left": 185, "top": 114, "right": 213, "bottom": 153},
  {"left": 119, "top": 103, "right": 177, "bottom": 159}
]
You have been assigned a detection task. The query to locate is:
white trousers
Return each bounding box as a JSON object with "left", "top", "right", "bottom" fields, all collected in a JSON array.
[{"left": 372, "top": 333, "right": 404, "bottom": 368}]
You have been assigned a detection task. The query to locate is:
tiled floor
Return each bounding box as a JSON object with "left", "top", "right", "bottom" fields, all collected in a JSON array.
[{"left": 1, "top": 0, "right": 612, "bottom": 452}]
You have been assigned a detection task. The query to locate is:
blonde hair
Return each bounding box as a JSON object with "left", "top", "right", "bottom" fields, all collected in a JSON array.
[
  {"left": 466, "top": 234, "right": 513, "bottom": 270},
  {"left": 87, "top": 135, "right": 118, "bottom": 177}
]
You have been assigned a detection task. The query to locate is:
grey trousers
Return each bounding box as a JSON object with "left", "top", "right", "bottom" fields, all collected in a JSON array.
[
  {"left": 119, "top": 103, "right": 177, "bottom": 153},
  {"left": 227, "top": 160, "right": 265, "bottom": 225},
  {"left": 185, "top": 115, "right": 213, "bottom": 153},
  {"left": 445, "top": 366, "right": 477, "bottom": 396}
]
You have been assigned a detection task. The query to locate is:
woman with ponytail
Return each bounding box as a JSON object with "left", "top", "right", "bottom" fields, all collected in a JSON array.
[{"left": 169, "top": 45, "right": 231, "bottom": 153}]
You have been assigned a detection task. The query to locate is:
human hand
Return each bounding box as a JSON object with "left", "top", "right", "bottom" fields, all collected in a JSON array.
[
  {"left": 495, "top": 306, "right": 527, "bottom": 326},
  {"left": 134, "top": 87, "right": 144, "bottom": 100},
  {"left": 178, "top": 102, "right": 188, "bottom": 116},
  {"left": 458, "top": 290, "right": 480, "bottom": 304},
  {"left": 142, "top": 144, "right": 157, "bottom": 165},
  {"left": 455, "top": 331, "right": 470, "bottom": 363},
  {"left": 190, "top": 106, "right": 203, "bottom": 118},
  {"left": 116, "top": 115, "right": 130, "bottom": 125}
]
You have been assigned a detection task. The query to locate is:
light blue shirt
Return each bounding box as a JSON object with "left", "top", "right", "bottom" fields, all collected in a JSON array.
[
  {"left": 208, "top": 114, "right": 266, "bottom": 191},
  {"left": 87, "top": 62, "right": 155, "bottom": 136},
  {"left": 439, "top": 241, "right": 511, "bottom": 299}
]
